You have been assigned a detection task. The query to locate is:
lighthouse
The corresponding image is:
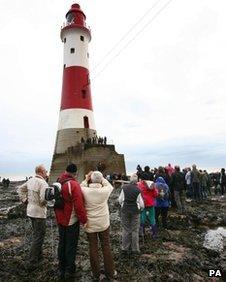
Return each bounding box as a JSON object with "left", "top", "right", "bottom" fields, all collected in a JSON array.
[
  {"left": 55, "top": 3, "right": 96, "bottom": 154},
  {"left": 50, "top": 3, "right": 126, "bottom": 182}
]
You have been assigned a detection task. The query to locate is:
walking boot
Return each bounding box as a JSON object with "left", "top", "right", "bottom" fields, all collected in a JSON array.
[
  {"left": 139, "top": 224, "right": 145, "bottom": 237},
  {"left": 151, "top": 224, "right": 157, "bottom": 239}
]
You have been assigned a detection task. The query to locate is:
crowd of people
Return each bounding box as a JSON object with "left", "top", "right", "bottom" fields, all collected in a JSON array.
[
  {"left": 16, "top": 163, "right": 225, "bottom": 281},
  {"left": 118, "top": 164, "right": 225, "bottom": 257},
  {"left": 81, "top": 136, "right": 107, "bottom": 146},
  {"left": 17, "top": 164, "right": 116, "bottom": 281},
  {"left": 1, "top": 178, "right": 10, "bottom": 188}
]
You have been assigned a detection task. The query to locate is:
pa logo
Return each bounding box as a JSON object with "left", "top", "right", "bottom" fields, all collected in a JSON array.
[{"left": 208, "top": 269, "right": 222, "bottom": 277}]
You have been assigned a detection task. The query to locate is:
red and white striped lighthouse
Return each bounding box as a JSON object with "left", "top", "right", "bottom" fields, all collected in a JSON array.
[{"left": 55, "top": 3, "right": 96, "bottom": 154}]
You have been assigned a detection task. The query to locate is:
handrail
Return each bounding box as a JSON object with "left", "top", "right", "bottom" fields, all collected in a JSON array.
[{"left": 61, "top": 22, "right": 91, "bottom": 30}]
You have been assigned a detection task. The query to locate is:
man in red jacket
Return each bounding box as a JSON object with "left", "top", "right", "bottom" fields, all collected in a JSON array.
[{"left": 54, "top": 163, "right": 87, "bottom": 279}]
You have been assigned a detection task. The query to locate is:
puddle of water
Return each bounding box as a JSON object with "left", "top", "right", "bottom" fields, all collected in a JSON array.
[{"left": 203, "top": 227, "right": 226, "bottom": 252}]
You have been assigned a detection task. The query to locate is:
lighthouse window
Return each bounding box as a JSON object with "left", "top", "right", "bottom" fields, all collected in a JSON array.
[
  {"left": 87, "top": 53, "right": 89, "bottom": 58},
  {"left": 80, "top": 35, "right": 84, "bottom": 42},
  {"left": 82, "top": 90, "right": 86, "bottom": 98},
  {"left": 66, "top": 13, "right": 75, "bottom": 24},
  {"left": 70, "top": 48, "right": 75, "bottom": 53},
  {"left": 64, "top": 38, "right": 66, "bottom": 43},
  {"left": 64, "top": 64, "right": 66, "bottom": 68}
]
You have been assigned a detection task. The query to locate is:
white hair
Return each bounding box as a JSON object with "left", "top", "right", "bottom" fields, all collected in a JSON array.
[
  {"left": 130, "top": 173, "right": 138, "bottom": 184},
  {"left": 91, "top": 171, "right": 103, "bottom": 183},
  {"left": 35, "top": 164, "right": 45, "bottom": 174}
]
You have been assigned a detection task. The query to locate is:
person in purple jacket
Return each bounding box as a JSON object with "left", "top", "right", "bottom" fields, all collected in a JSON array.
[{"left": 155, "top": 177, "right": 170, "bottom": 229}]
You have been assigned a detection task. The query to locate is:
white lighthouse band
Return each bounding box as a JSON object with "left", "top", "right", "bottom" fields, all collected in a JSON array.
[
  {"left": 58, "top": 108, "right": 96, "bottom": 130},
  {"left": 62, "top": 28, "right": 90, "bottom": 69}
]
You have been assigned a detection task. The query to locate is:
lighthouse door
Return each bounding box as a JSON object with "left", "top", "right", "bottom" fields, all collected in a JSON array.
[{"left": 83, "top": 116, "right": 89, "bottom": 129}]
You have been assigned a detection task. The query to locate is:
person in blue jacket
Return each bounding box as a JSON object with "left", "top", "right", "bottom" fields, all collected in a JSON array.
[{"left": 155, "top": 177, "right": 170, "bottom": 229}]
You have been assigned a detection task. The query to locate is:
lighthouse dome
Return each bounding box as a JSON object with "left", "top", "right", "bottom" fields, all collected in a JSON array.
[{"left": 65, "top": 3, "right": 86, "bottom": 25}]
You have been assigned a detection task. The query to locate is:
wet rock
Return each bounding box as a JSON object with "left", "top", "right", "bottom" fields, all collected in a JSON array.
[
  {"left": 220, "top": 238, "right": 226, "bottom": 276},
  {"left": 0, "top": 236, "right": 22, "bottom": 249},
  {"left": 192, "top": 273, "right": 205, "bottom": 281},
  {"left": 0, "top": 184, "right": 226, "bottom": 281},
  {"left": 79, "top": 260, "right": 90, "bottom": 272},
  {"left": 203, "top": 227, "right": 226, "bottom": 252},
  {"left": 7, "top": 203, "right": 27, "bottom": 219},
  {"left": 110, "top": 211, "right": 120, "bottom": 222}
]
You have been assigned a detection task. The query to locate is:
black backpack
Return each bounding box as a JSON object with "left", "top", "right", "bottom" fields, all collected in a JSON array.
[
  {"left": 53, "top": 184, "right": 65, "bottom": 209},
  {"left": 45, "top": 183, "right": 64, "bottom": 209}
]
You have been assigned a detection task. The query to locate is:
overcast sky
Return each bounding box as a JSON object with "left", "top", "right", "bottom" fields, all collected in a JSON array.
[{"left": 0, "top": 0, "right": 226, "bottom": 179}]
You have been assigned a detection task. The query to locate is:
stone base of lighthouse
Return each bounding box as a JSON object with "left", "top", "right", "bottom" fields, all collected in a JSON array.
[
  {"left": 55, "top": 128, "right": 97, "bottom": 154},
  {"left": 49, "top": 144, "right": 126, "bottom": 183}
]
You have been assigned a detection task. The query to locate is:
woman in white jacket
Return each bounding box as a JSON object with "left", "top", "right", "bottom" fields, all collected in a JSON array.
[{"left": 81, "top": 171, "right": 116, "bottom": 281}]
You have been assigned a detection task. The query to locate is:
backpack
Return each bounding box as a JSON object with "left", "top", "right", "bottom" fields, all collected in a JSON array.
[
  {"left": 45, "top": 179, "right": 73, "bottom": 209},
  {"left": 156, "top": 182, "right": 169, "bottom": 200},
  {"left": 54, "top": 183, "right": 65, "bottom": 209},
  {"left": 45, "top": 182, "right": 64, "bottom": 209}
]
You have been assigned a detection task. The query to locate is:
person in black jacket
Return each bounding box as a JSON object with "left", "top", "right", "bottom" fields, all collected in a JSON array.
[
  {"left": 220, "top": 168, "right": 226, "bottom": 196},
  {"left": 119, "top": 173, "right": 144, "bottom": 255},
  {"left": 171, "top": 166, "right": 186, "bottom": 213},
  {"left": 136, "top": 165, "right": 143, "bottom": 180},
  {"left": 154, "top": 166, "right": 169, "bottom": 184},
  {"left": 141, "top": 166, "right": 154, "bottom": 181}
]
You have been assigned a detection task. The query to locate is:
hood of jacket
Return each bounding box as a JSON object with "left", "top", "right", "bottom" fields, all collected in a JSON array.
[
  {"left": 57, "top": 172, "right": 74, "bottom": 184},
  {"left": 138, "top": 180, "right": 155, "bottom": 190},
  {"left": 155, "top": 177, "right": 166, "bottom": 184},
  {"left": 88, "top": 183, "right": 103, "bottom": 189}
]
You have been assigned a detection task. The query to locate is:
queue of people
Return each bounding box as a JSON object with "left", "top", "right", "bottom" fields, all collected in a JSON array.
[
  {"left": 136, "top": 164, "right": 225, "bottom": 208},
  {"left": 17, "top": 163, "right": 225, "bottom": 281},
  {"left": 81, "top": 136, "right": 107, "bottom": 146},
  {"left": 118, "top": 164, "right": 224, "bottom": 258}
]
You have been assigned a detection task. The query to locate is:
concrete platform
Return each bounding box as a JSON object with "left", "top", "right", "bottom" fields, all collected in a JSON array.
[{"left": 49, "top": 143, "right": 126, "bottom": 183}]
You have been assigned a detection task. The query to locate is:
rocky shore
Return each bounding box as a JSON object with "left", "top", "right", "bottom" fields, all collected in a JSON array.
[{"left": 0, "top": 182, "right": 225, "bottom": 281}]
